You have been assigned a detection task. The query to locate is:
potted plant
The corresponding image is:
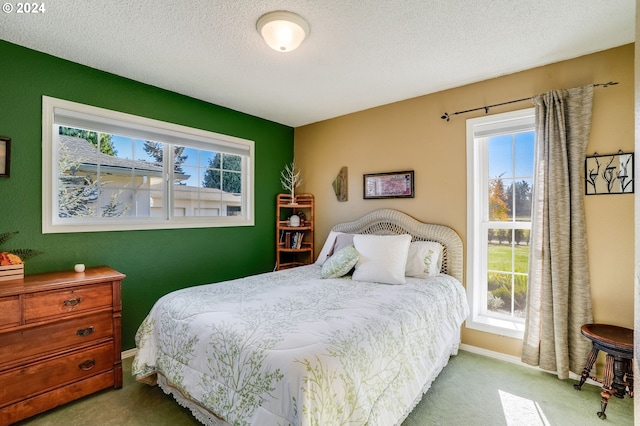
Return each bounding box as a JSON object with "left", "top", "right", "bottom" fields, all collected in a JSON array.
[{"left": 0, "top": 231, "right": 42, "bottom": 281}]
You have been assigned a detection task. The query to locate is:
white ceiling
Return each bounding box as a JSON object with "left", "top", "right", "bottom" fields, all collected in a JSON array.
[{"left": 0, "top": 0, "right": 634, "bottom": 127}]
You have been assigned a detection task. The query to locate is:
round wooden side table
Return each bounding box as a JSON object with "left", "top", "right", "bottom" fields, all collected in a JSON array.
[{"left": 573, "top": 323, "right": 633, "bottom": 419}]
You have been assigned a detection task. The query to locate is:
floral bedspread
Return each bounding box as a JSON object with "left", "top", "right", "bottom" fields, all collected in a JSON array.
[{"left": 133, "top": 265, "right": 469, "bottom": 426}]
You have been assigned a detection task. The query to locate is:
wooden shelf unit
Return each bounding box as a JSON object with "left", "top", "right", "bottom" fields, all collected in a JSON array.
[{"left": 276, "top": 193, "right": 314, "bottom": 270}]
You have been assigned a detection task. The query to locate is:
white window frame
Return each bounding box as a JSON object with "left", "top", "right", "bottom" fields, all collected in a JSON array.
[
  {"left": 466, "top": 108, "right": 535, "bottom": 339},
  {"left": 42, "top": 96, "right": 254, "bottom": 233}
]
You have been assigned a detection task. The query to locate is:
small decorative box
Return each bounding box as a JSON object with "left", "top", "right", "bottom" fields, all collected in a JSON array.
[{"left": 0, "top": 264, "right": 24, "bottom": 282}]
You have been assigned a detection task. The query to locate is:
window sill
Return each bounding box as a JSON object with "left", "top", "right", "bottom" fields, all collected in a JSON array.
[
  {"left": 44, "top": 215, "right": 254, "bottom": 234},
  {"left": 466, "top": 314, "right": 525, "bottom": 339}
]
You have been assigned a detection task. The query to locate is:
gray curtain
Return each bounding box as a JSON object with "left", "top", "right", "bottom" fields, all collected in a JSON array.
[{"left": 521, "top": 85, "right": 594, "bottom": 379}]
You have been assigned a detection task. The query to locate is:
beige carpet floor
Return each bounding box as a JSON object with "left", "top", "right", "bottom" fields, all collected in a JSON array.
[{"left": 15, "top": 350, "right": 634, "bottom": 425}]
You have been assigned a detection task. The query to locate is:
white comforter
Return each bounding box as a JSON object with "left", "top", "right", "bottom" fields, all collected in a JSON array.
[{"left": 133, "top": 264, "right": 468, "bottom": 426}]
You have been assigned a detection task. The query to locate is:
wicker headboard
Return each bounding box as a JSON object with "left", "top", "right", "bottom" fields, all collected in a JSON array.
[{"left": 331, "top": 209, "right": 463, "bottom": 283}]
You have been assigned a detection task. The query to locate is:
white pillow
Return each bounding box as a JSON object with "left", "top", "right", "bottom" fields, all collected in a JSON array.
[
  {"left": 405, "top": 241, "right": 443, "bottom": 278},
  {"left": 315, "top": 231, "right": 344, "bottom": 266},
  {"left": 352, "top": 234, "right": 412, "bottom": 285},
  {"left": 332, "top": 233, "right": 354, "bottom": 253},
  {"left": 321, "top": 245, "right": 359, "bottom": 279}
]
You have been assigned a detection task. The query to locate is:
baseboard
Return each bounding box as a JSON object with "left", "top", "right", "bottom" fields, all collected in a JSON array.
[
  {"left": 459, "top": 343, "right": 601, "bottom": 387},
  {"left": 121, "top": 348, "right": 138, "bottom": 359}
]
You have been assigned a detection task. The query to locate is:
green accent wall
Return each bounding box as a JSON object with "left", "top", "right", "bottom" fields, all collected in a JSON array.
[{"left": 0, "top": 41, "right": 293, "bottom": 350}]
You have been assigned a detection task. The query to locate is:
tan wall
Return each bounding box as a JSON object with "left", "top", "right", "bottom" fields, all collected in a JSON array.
[
  {"left": 634, "top": 2, "right": 639, "bottom": 419},
  {"left": 294, "top": 44, "right": 634, "bottom": 358}
]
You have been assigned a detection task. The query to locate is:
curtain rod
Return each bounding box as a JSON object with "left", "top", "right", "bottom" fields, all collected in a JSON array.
[{"left": 440, "top": 81, "right": 619, "bottom": 122}]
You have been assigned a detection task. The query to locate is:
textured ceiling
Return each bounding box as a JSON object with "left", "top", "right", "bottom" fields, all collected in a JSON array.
[{"left": 0, "top": 0, "right": 634, "bottom": 127}]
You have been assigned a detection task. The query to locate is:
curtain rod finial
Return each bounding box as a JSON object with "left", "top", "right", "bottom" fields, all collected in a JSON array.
[{"left": 441, "top": 112, "right": 450, "bottom": 122}]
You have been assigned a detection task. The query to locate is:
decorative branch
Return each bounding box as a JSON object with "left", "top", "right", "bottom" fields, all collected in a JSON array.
[
  {"left": 617, "top": 154, "right": 633, "bottom": 192},
  {"left": 280, "top": 162, "right": 303, "bottom": 201},
  {"left": 585, "top": 157, "right": 600, "bottom": 193},
  {"left": 602, "top": 156, "right": 616, "bottom": 193}
]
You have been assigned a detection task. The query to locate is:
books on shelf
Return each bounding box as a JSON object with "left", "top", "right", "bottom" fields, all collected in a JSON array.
[
  {"left": 282, "top": 231, "right": 304, "bottom": 249},
  {"left": 292, "top": 232, "right": 304, "bottom": 249}
]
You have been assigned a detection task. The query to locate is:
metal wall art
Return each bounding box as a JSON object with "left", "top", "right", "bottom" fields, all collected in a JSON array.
[{"left": 585, "top": 151, "right": 634, "bottom": 195}]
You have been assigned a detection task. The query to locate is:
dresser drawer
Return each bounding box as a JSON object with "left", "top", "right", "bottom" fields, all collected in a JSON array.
[
  {"left": 24, "top": 282, "right": 113, "bottom": 322},
  {"left": 0, "top": 296, "right": 20, "bottom": 330},
  {"left": 0, "top": 311, "right": 113, "bottom": 369},
  {"left": 0, "top": 341, "right": 114, "bottom": 407}
]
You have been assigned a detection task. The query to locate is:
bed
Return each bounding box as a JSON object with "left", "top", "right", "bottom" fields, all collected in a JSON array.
[{"left": 132, "top": 208, "right": 469, "bottom": 425}]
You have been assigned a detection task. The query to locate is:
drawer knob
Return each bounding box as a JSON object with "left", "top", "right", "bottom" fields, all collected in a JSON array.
[
  {"left": 63, "top": 297, "right": 82, "bottom": 308},
  {"left": 78, "top": 359, "right": 96, "bottom": 371},
  {"left": 76, "top": 326, "right": 95, "bottom": 337}
]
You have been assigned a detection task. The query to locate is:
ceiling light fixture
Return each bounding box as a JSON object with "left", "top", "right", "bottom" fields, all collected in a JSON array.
[{"left": 256, "top": 11, "right": 309, "bottom": 53}]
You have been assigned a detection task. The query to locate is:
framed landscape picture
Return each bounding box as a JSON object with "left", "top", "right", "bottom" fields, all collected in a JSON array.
[
  {"left": 0, "top": 137, "right": 10, "bottom": 177},
  {"left": 363, "top": 170, "right": 414, "bottom": 199}
]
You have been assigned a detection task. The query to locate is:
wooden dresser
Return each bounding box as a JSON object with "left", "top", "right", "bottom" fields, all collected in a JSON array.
[{"left": 0, "top": 266, "right": 125, "bottom": 425}]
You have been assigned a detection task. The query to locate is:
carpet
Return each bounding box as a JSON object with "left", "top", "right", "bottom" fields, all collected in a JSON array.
[{"left": 15, "top": 350, "right": 633, "bottom": 425}]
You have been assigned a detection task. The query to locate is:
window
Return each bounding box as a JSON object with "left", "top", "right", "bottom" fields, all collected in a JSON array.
[
  {"left": 42, "top": 96, "right": 254, "bottom": 233},
  {"left": 466, "top": 108, "right": 535, "bottom": 338}
]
